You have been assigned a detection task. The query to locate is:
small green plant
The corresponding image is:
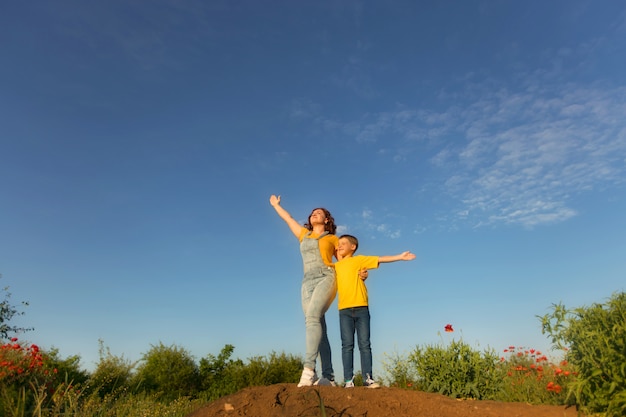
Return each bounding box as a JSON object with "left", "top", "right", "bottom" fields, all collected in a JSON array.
[
  {"left": 312, "top": 388, "right": 327, "bottom": 417},
  {"left": 382, "top": 350, "right": 418, "bottom": 389},
  {"left": 540, "top": 291, "right": 626, "bottom": 416}
]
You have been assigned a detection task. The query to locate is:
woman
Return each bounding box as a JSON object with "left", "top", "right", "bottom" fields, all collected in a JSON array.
[{"left": 270, "top": 194, "right": 340, "bottom": 387}]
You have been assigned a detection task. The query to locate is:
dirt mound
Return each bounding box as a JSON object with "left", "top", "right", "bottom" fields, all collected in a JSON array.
[{"left": 186, "top": 383, "right": 581, "bottom": 417}]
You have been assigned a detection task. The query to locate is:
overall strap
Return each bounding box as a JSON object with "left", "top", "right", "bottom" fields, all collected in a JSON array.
[{"left": 305, "top": 230, "right": 329, "bottom": 240}]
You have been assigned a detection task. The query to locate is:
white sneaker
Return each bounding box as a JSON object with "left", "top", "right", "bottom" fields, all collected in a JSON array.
[
  {"left": 344, "top": 378, "right": 354, "bottom": 388},
  {"left": 297, "top": 368, "right": 318, "bottom": 387},
  {"left": 364, "top": 374, "right": 380, "bottom": 389}
]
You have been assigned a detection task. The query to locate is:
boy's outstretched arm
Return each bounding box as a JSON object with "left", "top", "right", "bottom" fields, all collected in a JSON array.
[
  {"left": 378, "top": 251, "right": 416, "bottom": 264},
  {"left": 269, "top": 195, "right": 302, "bottom": 238}
]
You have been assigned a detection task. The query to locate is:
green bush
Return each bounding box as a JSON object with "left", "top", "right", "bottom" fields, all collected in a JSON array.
[
  {"left": 87, "top": 340, "right": 137, "bottom": 398},
  {"left": 239, "top": 351, "right": 302, "bottom": 386},
  {"left": 134, "top": 342, "right": 201, "bottom": 401},
  {"left": 493, "top": 346, "right": 576, "bottom": 405},
  {"left": 43, "top": 347, "right": 90, "bottom": 387},
  {"left": 199, "top": 345, "right": 302, "bottom": 400},
  {"left": 407, "top": 339, "right": 502, "bottom": 399},
  {"left": 383, "top": 350, "right": 418, "bottom": 389},
  {"left": 540, "top": 291, "right": 626, "bottom": 416},
  {"left": 199, "top": 344, "right": 244, "bottom": 399},
  {"left": 0, "top": 338, "right": 87, "bottom": 416}
]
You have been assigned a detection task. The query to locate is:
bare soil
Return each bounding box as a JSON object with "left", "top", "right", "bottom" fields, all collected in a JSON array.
[{"left": 186, "top": 383, "right": 581, "bottom": 417}]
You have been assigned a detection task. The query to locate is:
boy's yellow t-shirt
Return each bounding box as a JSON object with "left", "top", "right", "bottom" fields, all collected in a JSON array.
[
  {"left": 298, "top": 228, "right": 338, "bottom": 266},
  {"left": 334, "top": 255, "right": 379, "bottom": 310}
]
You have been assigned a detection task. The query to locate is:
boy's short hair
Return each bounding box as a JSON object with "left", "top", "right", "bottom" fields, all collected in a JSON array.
[{"left": 339, "top": 234, "right": 359, "bottom": 253}]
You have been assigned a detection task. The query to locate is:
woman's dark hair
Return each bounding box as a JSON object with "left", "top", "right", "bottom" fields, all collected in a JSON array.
[{"left": 304, "top": 207, "right": 337, "bottom": 234}]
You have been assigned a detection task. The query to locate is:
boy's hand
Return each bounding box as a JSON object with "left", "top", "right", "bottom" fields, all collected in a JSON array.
[
  {"left": 400, "top": 251, "right": 416, "bottom": 261},
  {"left": 358, "top": 268, "right": 369, "bottom": 281},
  {"left": 269, "top": 195, "right": 281, "bottom": 207}
]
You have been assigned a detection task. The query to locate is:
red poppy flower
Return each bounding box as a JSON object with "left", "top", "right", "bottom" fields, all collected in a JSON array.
[{"left": 444, "top": 324, "right": 454, "bottom": 332}]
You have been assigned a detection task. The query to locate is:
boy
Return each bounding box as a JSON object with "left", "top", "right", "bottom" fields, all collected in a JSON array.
[{"left": 334, "top": 234, "right": 416, "bottom": 388}]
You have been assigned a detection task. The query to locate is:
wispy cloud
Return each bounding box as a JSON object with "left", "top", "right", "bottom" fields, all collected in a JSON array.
[
  {"left": 318, "top": 78, "right": 626, "bottom": 228},
  {"left": 287, "top": 98, "right": 320, "bottom": 121},
  {"left": 341, "top": 208, "right": 402, "bottom": 239},
  {"left": 441, "top": 81, "right": 626, "bottom": 227}
]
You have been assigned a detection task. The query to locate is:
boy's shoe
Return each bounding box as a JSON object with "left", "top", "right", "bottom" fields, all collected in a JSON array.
[
  {"left": 297, "top": 368, "right": 318, "bottom": 387},
  {"left": 344, "top": 378, "right": 355, "bottom": 388},
  {"left": 364, "top": 374, "right": 380, "bottom": 389},
  {"left": 314, "top": 377, "right": 337, "bottom": 387}
]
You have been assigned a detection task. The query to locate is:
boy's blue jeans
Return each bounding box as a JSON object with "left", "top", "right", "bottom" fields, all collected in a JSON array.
[{"left": 339, "top": 306, "right": 373, "bottom": 381}]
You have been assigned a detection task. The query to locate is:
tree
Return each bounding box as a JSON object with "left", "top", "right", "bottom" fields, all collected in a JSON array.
[{"left": 1, "top": 274, "right": 33, "bottom": 340}]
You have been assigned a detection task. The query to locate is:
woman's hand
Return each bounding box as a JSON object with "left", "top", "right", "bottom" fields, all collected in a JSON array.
[
  {"left": 270, "top": 195, "right": 281, "bottom": 207},
  {"left": 359, "top": 268, "right": 369, "bottom": 281},
  {"left": 269, "top": 195, "right": 301, "bottom": 238}
]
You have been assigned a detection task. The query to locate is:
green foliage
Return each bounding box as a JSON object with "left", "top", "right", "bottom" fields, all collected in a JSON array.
[
  {"left": 44, "top": 347, "right": 90, "bottom": 387},
  {"left": 382, "top": 350, "right": 418, "bottom": 389},
  {"left": 238, "top": 351, "right": 302, "bottom": 386},
  {"left": 76, "top": 391, "right": 204, "bottom": 417},
  {"left": 1, "top": 277, "right": 33, "bottom": 340},
  {"left": 0, "top": 338, "right": 87, "bottom": 416},
  {"left": 199, "top": 344, "right": 244, "bottom": 399},
  {"left": 5, "top": 284, "right": 625, "bottom": 415},
  {"left": 134, "top": 342, "right": 201, "bottom": 401},
  {"left": 493, "top": 346, "right": 576, "bottom": 405},
  {"left": 407, "top": 338, "right": 502, "bottom": 399},
  {"left": 87, "top": 339, "right": 137, "bottom": 398},
  {"left": 540, "top": 291, "right": 626, "bottom": 416},
  {"left": 198, "top": 345, "right": 302, "bottom": 400}
]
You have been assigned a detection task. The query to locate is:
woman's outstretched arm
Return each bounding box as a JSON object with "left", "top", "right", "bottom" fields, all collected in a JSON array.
[{"left": 270, "top": 195, "right": 302, "bottom": 238}]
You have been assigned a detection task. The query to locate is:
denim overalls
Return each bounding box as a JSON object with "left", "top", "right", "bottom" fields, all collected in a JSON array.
[{"left": 300, "top": 231, "right": 337, "bottom": 375}]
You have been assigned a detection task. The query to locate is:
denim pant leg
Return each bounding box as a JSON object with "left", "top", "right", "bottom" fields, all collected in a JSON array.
[
  {"left": 301, "top": 273, "right": 337, "bottom": 370},
  {"left": 318, "top": 314, "right": 334, "bottom": 380},
  {"left": 355, "top": 307, "right": 373, "bottom": 378},
  {"left": 339, "top": 308, "right": 356, "bottom": 381}
]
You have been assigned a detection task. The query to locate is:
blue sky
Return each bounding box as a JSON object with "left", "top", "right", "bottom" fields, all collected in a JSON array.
[{"left": 1, "top": 1, "right": 625, "bottom": 379}]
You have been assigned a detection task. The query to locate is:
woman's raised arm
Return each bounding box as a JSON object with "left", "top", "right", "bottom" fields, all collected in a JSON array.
[{"left": 270, "top": 195, "right": 303, "bottom": 238}]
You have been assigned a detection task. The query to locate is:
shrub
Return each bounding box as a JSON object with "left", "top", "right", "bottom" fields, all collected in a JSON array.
[
  {"left": 43, "top": 347, "right": 90, "bottom": 387},
  {"left": 199, "top": 345, "right": 302, "bottom": 400},
  {"left": 0, "top": 338, "right": 86, "bottom": 416},
  {"left": 87, "top": 340, "right": 137, "bottom": 398},
  {"left": 382, "top": 350, "right": 418, "bottom": 389},
  {"left": 134, "top": 342, "right": 201, "bottom": 401},
  {"left": 407, "top": 338, "right": 502, "bottom": 399},
  {"left": 199, "top": 344, "right": 244, "bottom": 399},
  {"left": 240, "top": 351, "right": 302, "bottom": 386},
  {"left": 494, "top": 346, "right": 576, "bottom": 405},
  {"left": 540, "top": 291, "right": 626, "bottom": 416}
]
